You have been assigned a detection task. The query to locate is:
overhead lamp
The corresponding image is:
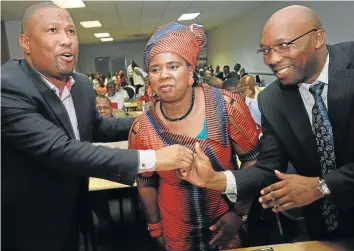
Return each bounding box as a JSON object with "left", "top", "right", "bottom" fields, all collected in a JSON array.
[
  {"left": 94, "top": 33, "right": 110, "bottom": 38},
  {"left": 80, "top": 21, "right": 102, "bottom": 28},
  {"left": 101, "top": 37, "right": 113, "bottom": 42},
  {"left": 51, "top": 0, "right": 85, "bottom": 9},
  {"left": 178, "top": 13, "right": 200, "bottom": 21}
]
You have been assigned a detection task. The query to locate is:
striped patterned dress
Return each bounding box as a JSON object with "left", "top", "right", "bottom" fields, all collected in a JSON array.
[{"left": 130, "top": 84, "right": 260, "bottom": 251}]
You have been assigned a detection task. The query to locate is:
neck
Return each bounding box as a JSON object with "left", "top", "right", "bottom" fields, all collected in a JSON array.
[
  {"left": 306, "top": 49, "right": 328, "bottom": 84},
  {"left": 161, "top": 88, "right": 194, "bottom": 118},
  {"left": 27, "top": 58, "right": 67, "bottom": 89}
]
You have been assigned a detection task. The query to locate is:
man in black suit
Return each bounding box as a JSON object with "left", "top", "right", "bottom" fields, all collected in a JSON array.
[
  {"left": 1, "top": 3, "right": 194, "bottom": 250},
  {"left": 183, "top": 5, "right": 354, "bottom": 241}
]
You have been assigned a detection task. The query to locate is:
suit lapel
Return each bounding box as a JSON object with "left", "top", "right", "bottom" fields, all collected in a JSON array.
[
  {"left": 21, "top": 60, "right": 76, "bottom": 139},
  {"left": 327, "top": 45, "right": 354, "bottom": 154},
  {"left": 280, "top": 84, "right": 321, "bottom": 173}
]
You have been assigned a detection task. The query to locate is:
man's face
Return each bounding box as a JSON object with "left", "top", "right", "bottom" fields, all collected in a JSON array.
[
  {"left": 204, "top": 70, "right": 212, "bottom": 80},
  {"left": 223, "top": 67, "right": 230, "bottom": 74},
  {"left": 22, "top": 7, "right": 79, "bottom": 79},
  {"left": 96, "top": 98, "right": 112, "bottom": 117},
  {"left": 260, "top": 22, "right": 319, "bottom": 85},
  {"left": 216, "top": 66, "right": 220, "bottom": 72}
]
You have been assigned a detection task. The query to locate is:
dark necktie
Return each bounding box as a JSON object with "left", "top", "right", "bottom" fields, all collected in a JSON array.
[{"left": 309, "top": 81, "right": 339, "bottom": 232}]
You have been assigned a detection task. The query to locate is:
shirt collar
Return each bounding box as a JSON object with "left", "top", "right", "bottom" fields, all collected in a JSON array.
[{"left": 35, "top": 69, "right": 75, "bottom": 92}]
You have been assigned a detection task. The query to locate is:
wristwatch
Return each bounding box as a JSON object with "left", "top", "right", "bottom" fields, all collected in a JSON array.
[
  {"left": 317, "top": 179, "right": 331, "bottom": 196},
  {"left": 232, "top": 208, "right": 248, "bottom": 222}
]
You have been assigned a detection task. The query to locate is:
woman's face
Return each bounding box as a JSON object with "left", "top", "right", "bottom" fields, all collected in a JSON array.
[{"left": 148, "top": 52, "right": 193, "bottom": 103}]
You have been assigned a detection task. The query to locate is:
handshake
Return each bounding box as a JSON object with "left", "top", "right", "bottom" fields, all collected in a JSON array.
[{"left": 154, "top": 142, "right": 217, "bottom": 189}]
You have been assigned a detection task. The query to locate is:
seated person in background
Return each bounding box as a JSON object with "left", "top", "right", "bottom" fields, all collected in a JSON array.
[
  {"left": 129, "top": 22, "right": 261, "bottom": 251},
  {"left": 96, "top": 95, "right": 113, "bottom": 117},
  {"left": 208, "top": 76, "right": 223, "bottom": 89},
  {"left": 204, "top": 69, "right": 213, "bottom": 85},
  {"left": 216, "top": 65, "right": 233, "bottom": 81},
  {"left": 223, "top": 78, "right": 262, "bottom": 127},
  {"left": 239, "top": 68, "right": 247, "bottom": 78},
  {"left": 241, "top": 75, "right": 262, "bottom": 99},
  {"left": 96, "top": 75, "right": 108, "bottom": 95},
  {"left": 107, "top": 81, "right": 125, "bottom": 111}
]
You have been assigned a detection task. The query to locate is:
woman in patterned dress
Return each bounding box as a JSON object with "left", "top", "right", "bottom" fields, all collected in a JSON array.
[{"left": 128, "top": 22, "right": 261, "bottom": 251}]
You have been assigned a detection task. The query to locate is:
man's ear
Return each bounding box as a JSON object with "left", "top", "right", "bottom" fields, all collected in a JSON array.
[{"left": 19, "top": 34, "right": 30, "bottom": 55}]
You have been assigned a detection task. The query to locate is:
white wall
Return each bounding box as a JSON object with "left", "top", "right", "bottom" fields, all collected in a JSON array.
[
  {"left": 77, "top": 39, "right": 148, "bottom": 73},
  {"left": 207, "top": 1, "right": 354, "bottom": 74},
  {"left": 4, "top": 20, "right": 23, "bottom": 59}
]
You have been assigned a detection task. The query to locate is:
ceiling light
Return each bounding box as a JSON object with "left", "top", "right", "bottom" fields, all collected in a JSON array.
[
  {"left": 52, "top": 0, "right": 85, "bottom": 9},
  {"left": 94, "top": 33, "right": 110, "bottom": 38},
  {"left": 101, "top": 38, "right": 113, "bottom": 42},
  {"left": 80, "top": 21, "right": 102, "bottom": 28},
  {"left": 178, "top": 13, "right": 200, "bottom": 21}
]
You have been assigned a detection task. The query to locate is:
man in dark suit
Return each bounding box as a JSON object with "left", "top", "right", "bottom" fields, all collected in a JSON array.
[
  {"left": 183, "top": 5, "right": 354, "bottom": 241},
  {"left": 1, "top": 3, "right": 194, "bottom": 250}
]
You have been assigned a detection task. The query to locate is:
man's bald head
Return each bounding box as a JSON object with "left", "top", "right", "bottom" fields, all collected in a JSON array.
[
  {"left": 260, "top": 5, "right": 327, "bottom": 86},
  {"left": 263, "top": 5, "right": 323, "bottom": 35},
  {"left": 21, "top": 2, "right": 61, "bottom": 33}
]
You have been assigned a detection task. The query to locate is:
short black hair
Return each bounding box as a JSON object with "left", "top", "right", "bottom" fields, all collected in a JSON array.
[
  {"left": 21, "top": 2, "right": 60, "bottom": 33},
  {"left": 222, "top": 78, "right": 239, "bottom": 90},
  {"left": 234, "top": 63, "right": 241, "bottom": 71},
  {"left": 223, "top": 65, "right": 230, "bottom": 70}
]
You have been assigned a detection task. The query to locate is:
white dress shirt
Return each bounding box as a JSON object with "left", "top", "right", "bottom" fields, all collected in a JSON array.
[
  {"left": 223, "top": 54, "right": 330, "bottom": 202},
  {"left": 39, "top": 73, "right": 156, "bottom": 173}
]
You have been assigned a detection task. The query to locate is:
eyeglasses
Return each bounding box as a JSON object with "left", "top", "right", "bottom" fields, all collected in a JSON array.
[
  {"left": 257, "top": 29, "right": 318, "bottom": 57},
  {"left": 97, "top": 106, "right": 111, "bottom": 111}
]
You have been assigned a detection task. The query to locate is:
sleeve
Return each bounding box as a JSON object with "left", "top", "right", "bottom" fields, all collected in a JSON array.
[
  {"left": 1, "top": 79, "right": 139, "bottom": 184},
  {"left": 93, "top": 106, "right": 136, "bottom": 143},
  {"left": 222, "top": 90, "right": 261, "bottom": 161},
  {"left": 128, "top": 118, "right": 158, "bottom": 186},
  {"left": 232, "top": 108, "right": 288, "bottom": 202}
]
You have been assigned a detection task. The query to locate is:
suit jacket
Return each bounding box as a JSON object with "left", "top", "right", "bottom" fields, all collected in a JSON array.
[
  {"left": 1, "top": 59, "right": 139, "bottom": 250},
  {"left": 233, "top": 42, "right": 354, "bottom": 240}
]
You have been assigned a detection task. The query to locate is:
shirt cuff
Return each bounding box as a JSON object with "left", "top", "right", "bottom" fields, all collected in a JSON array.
[
  {"left": 138, "top": 150, "right": 156, "bottom": 173},
  {"left": 223, "top": 170, "right": 237, "bottom": 203}
]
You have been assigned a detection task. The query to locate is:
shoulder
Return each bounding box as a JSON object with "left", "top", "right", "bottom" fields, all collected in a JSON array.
[
  {"left": 332, "top": 41, "right": 354, "bottom": 55},
  {"left": 257, "top": 80, "right": 281, "bottom": 104},
  {"left": 1, "top": 59, "right": 28, "bottom": 86}
]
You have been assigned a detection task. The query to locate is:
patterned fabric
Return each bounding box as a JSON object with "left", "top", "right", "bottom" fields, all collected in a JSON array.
[
  {"left": 309, "top": 81, "right": 339, "bottom": 231},
  {"left": 143, "top": 22, "right": 207, "bottom": 71},
  {"left": 130, "top": 85, "right": 260, "bottom": 251}
]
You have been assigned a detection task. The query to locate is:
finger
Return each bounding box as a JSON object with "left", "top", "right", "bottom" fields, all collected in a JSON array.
[
  {"left": 259, "top": 184, "right": 288, "bottom": 204},
  {"left": 179, "top": 160, "right": 193, "bottom": 173},
  {"left": 209, "top": 229, "right": 223, "bottom": 246},
  {"left": 209, "top": 219, "right": 223, "bottom": 231},
  {"left": 182, "top": 151, "right": 194, "bottom": 165},
  {"left": 275, "top": 170, "right": 290, "bottom": 180},
  {"left": 260, "top": 180, "right": 287, "bottom": 196},
  {"left": 262, "top": 195, "right": 292, "bottom": 209},
  {"left": 272, "top": 201, "right": 296, "bottom": 213},
  {"left": 178, "top": 169, "right": 188, "bottom": 178},
  {"left": 195, "top": 142, "right": 207, "bottom": 160}
]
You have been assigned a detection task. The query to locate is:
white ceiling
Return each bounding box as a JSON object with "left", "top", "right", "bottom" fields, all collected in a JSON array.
[{"left": 1, "top": 1, "right": 264, "bottom": 44}]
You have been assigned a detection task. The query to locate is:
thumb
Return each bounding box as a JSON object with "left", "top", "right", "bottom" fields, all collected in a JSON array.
[
  {"left": 195, "top": 142, "right": 206, "bottom": 160},
  {"left": 209, "top": 218, "right": 223, "bottom": 231},
  {"left": 275, "top": 170, "right": 288, "bottom": 180}
]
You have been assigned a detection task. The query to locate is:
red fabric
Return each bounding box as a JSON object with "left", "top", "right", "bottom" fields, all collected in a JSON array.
[
  {"left": 129, "top": 85, "right": 260, "bottom": 251},
  {"left": 111, "top": 102, "right": 118, "bottom": 109}
]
